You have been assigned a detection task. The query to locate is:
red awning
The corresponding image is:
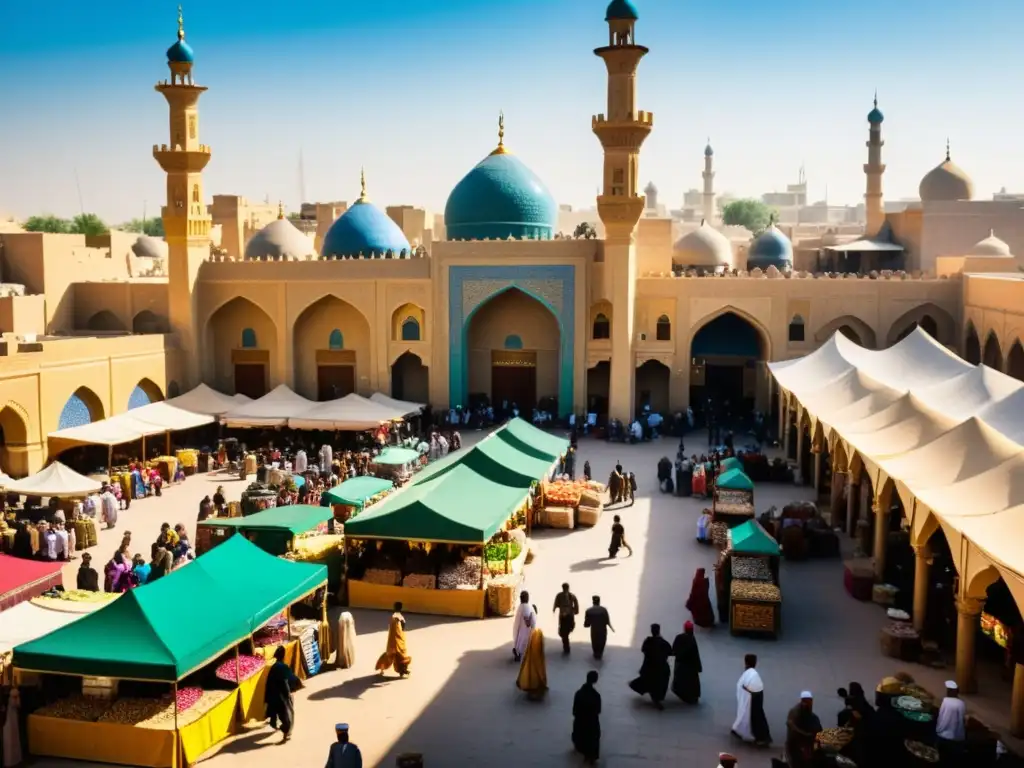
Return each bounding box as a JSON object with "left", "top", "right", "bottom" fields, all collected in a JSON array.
[{"left": 0, "top": 555, "right": 64, "bottom": 611}]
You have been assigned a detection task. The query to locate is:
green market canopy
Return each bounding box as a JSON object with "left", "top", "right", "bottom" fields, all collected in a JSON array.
[
  {"left": 497, "top": 418, "right": 569, "bottom": 461},
  {"left": 14, "top": 536, "right": 326, "bottom": 681},
  {"left": 720, "top": 456, "right": 743, "bottom": 472},
  {"left": 324, "top": 476, "right": 394, "bottom": 507},
  {"left": 372, "top": 447, "right": 421, "bottom": 466},
  {"left": 729, "top": 519, "right": 781, "bottom": 556},
  {"left": 717, "top": 468, "right": 754, "bottom": 492},
  {"left": 197, "top": 504, "right": 334, "bottom": 556}
]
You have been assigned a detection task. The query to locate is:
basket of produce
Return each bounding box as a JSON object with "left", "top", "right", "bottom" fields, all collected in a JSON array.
[
  {"left": 905, "top": 740, "right": 939, "bottom": 763},
  {"left": 402, "top": 573, "right": 437, "bottom": 590},
  {"left": 543, "top": 506, "right": 574, "bottom": 530},
  {"left": 579, "top": 488, "right": 603, "bottom": 508},
  {"left": 714, "top": 501, "right": 756, "bottom": 517},
  {"left": 872, "top": 583, "right": 898, "bottom": 606},
  {"left": 816, "top": 727, "right": 854, "bottom": 751},
  {"left": 710, "top": 522, "right": 729, "bottom": 549},
  {"left": 215, "top": 654, "right": 266, "bottom": 683},
  {"left": 731, "top": 557, "right": 772, "bottom": 582},
  {"left": 438, "top": 556, "right": 482, "bottom": 590},
  {"left": 98, "top": 697, "right": 172, "bottom": 725},
  {"left": 717, "top": 489, "right": 752, "bottom": 505},
  {"left": 487, "top": 576, "right": 518, "bottom": 616},
  {"left": 37, "top": 695, "right": 113, "bottom": 722},
  {"left": 730, "top": 580, "right": 781, "bottom": 603},
  {"left": 880, "top": 623, "right": 920, "bottom": 661},
  {"left": 138, "top": 689, "right": 232, "bottom": 730},
  {"left": 544, "top": 480, "right": 585, "bottom": 508},
  {"left": 362, "top": 568, "right": 402, "bottom": 586}
]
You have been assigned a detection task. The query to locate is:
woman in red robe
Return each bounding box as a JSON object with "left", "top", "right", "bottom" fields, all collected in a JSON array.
[{"left": 685, "top": 567, "right": 716, "bottom": 627}]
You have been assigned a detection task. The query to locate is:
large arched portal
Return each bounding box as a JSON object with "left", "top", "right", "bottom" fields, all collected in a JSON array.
[
  {"left": 0, "top": 404, "right": 29, "bottom": 476},
  {"left": 1007, "top": 341, "right": 1024, "bottom": 382},
  {"left": 586, "top": 361, "right": 610, "bottom": 418},
  {"left": 983, "top": 333, "right": 1004, "bottom": 371},
  {"left": 293, "top": 295, "right": 371, "bottom": 401},
  {"left": 964, "top": 323, "right": 981, "bottom": 364},
  {"left": 635, "top": 360, "right": 670, "bottom": 414},
  {"left": 391, "top": 352, "right": 429, "bottom": 404},
  {"left": 689, "top": 310, "right": 767, "bottom": 419},
  {"left": 205, "top": 297, "right": 277, "bottom": 399},
  {"left": 466, "top": 288, "right": 559, "bottom": 413}
]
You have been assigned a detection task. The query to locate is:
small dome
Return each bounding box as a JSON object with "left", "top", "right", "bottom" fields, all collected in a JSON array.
[
  {"left": 969, "top": 230, "right": 1013, "bottom": 258},
  {"left": 606, "top": 0, "right": 639, "bottom": 20},
  {"left": 322, "top": 172, "right": 411, "bottom": 258},
  {"left": 444, "top": 118, "right": 557, "bottom": 241},
  {"left": 131, "top": 235, "right": 168, "bottom": 260},
  {"left": 644, "top": 181, "right": 657, "bottom": 195},
  {"left": 919, "top": 146, "right": 973, "bottom": 202},
  {"left": 867, "top": 94, "right": 883, "bottom": 124},
  {"left": 245, "top": 214, "right": 315, "bottom": 260},
  {"left": 673, "top": 221, "right": 733, "bottom": 268},
  {"left": 747, "top": 223, "right": 793, "bottom": 270},
  {"left": 167, "top": 39, "right": 194, "bottom": 63},
  {"left": 704, "top": 141, "right": 714, "bottom": 157}
]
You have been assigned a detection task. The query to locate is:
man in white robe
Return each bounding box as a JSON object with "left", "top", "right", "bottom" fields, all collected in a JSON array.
[
  {"left": 100, "top": 486, "right": 118, "bottom": 529},
  {"left": 294, "top": 449, "right": 307, "bottom": 474},
  {"left": 511, "top": 590, "right": 536, "bottom": 662},
  {"left": 732, "top": 654, "right": 771, "bottom": 745}
]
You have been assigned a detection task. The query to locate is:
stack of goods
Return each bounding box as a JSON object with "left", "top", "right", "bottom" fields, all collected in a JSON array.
[
  {"left": 484, "top": 539, "right": 523, "bottom": 575},
  {"left": 531, "top": 491, "right": 543, "bottom": 528},
  {"left": 543, "top": 506, "right": 574, "bottom": 530},
  {"left": 71, "top": 517, "right": 99, "bottom": 549},
  {"left": 362, "top": 567, "right": 402, "bottom": 586},
  {"left": 241, "top": 483, "right": 278, "bottom": 517},
  {"left": 98, "top": 697, "right": 171, "bottom": 725},
  {"left": 544, "top": 480, "right": 585, "bottom": 508},
  {"left": 729, "top": 579, "right": 782, "bottom": 637},
  {"left": 288, "top": 534, "right": 343, "bottom": 563},
  {"left": 402, "top": 573, "right": 437, "bottom": 590},
  {"left": 438, "top": 555, "right": 482, "bottom": 590},
  {"left": 577, "top": 485, "right": 604, "bottom": 527},
  {"left": 880, "top": 622, "right": 921, "bottom": 661},
  {"left": 816, "top": 727, "right": 854, "bottom": 753},
  {"left": 709, "top": 522, "right": 729, "bottom": 549},
  {"left": 176, "top": 449, "right": 199, "bottom": 476},
  {"left": 253, "top": 622, "right": 289, "bottom": 648},
  {"left": 151, "top": 456, "right": 178, "bottom": 483},
  {"left": 487, "top": 573, "right": 519, "bottom": 616},
  {"left": 138, "top": 689, "right": 233, "bottom": 730},
  {"left": 731, "top": 556, "right": 772, "bottom": 582},
  {"left": 0, "top": 520, "right": 12, "bottom": 553},
  {"left": 214, "top": 654, "right": 265, "bottom": 683},
  {"left": 37, "top": 695, "right": 114, "bottom": 722}
]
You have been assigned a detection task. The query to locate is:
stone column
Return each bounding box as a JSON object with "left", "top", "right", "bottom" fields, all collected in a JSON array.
[
  {"left": 796, "top": 427, "right": 805, "bottom": 483},
  {"left": 812, "top": 449, "right": 823, "bottom": 496},
  {"left": 955, "top": 596, "right": 985, "bottom": 693},
  {"left": 846, "top": 474, "right": 858, "bottom": 536},
  {"left": 782, "top": 402, "right": 790, "bottom": 457},
  {"left": 778, "top": 393, "right": 786, "bottom": 445},
  {"left": 1012, "top": 664, "right": 1024, "bottom": 737},
  {"left": 830, "top": 467, "right": 847, "bottom": 529},
  {"left": 872, "top": 501, "right": 889, "bottom": 582},
  {"left": 911, "top": 544, "right": 931, "bottom": 632}
]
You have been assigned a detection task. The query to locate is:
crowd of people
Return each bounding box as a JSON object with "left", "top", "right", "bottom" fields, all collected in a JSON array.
[{"left": 76, "top": 522, "right": 194, "bottom": 593}]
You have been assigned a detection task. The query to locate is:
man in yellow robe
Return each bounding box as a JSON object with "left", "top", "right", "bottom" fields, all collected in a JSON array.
[{"left": 375, "top": 602, "right": 411, "bottom": 677}]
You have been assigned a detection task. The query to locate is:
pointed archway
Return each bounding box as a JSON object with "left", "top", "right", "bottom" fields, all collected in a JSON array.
[
  {"left": 391, "top": 352, "right": 429, "bottom": 404},
  {"left": 205, "top": 296, "right": 278, "bottom": 398},
  {"left": 58, "top": 387, "right": 104, "bottom": 430},
  {"left": 293, "top": 295, "right": 371, "bottom": 400},
  {"left": 983, "top": 333, "right": 1003, "bottom": 370},
  {"left": 86, "top": 310, "right": 126, "bottom": 332},
  {"left": 586, "top": 361, "right": 611, "bottom": 418},
  {"left": 1007, "top": 340, "right": 1024, "bottom": 381},
  {"left": 688, "top": 309, "right": 768, "bottom": 421},
  {"left": 0, "top": 404, "right": 29, "bottom": 476},
  {"left": 635, "top": 360, "right": 670, "bottom": 414},
  {"left": 128, "top": 379, "right": 164, "bottom": 410},
  {"left": 964, "top": 323, "right": 981, "bottom": 364}
]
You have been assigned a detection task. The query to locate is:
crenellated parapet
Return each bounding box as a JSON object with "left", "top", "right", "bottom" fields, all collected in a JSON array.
[
  {"left": 592, "top": 111, "right": 654, "bottom": 127},
  {"left": 638, "top": 267, "right": 954, "bottom": 281}
]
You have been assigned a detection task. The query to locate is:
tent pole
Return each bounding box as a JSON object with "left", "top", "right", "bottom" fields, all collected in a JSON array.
[
  {"left": 478, "top": 546, "right": 485, "bottom": 589},
  {"left": 142, "top": 435, "right": 146, "bottom": 465},
  {"left": 234, "top": 645, "right": 240, "bottom": 683},
  {"left": 166, "top": 431, "right": 171, "bottom": 457},
  {"left": 107, "top": 445, "right": 113, "bottom": 477},
  {"left": 173, "top": 681, "right": 179, "bottom": 732}
]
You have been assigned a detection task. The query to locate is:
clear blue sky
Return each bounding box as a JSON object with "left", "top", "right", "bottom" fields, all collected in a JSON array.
[{"left": 1, "top": 0, "right": 1021, "bottom": 223}]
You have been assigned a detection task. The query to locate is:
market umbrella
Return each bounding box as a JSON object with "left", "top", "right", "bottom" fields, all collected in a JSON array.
[{"left": 717, "top": 468, "right": 754, "bottom": 491}]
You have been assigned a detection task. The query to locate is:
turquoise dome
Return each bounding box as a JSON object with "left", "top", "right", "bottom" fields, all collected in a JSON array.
[
  {"left": 747, "top": 224, "right": 793, "bottom": 270},
  {"left": 444, "top": 150, "right": 557, "bottom": 241},
  {"left": 167, "top": 38, "right": 194, "bottom": 63},
  {"left": 322, "top": 198, "right": 411, "bottom": 258},
  {"left": 606, "top": 0, "right": 640, "bottom": 21}
]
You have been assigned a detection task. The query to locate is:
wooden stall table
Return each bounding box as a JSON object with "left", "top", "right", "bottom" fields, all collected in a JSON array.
[
  {"left": 844, "top": 558, "right": 875, "bottom": 601},
  {"left": 28, "top": 716, "right": 178, "bottom": 768},
  {"left": 880, "top": 623, "right": 921, "bottom": 661},
  {"left": 349, "top": 580, "right": 486, "bottom": 619},
  {"left": 729, "top": 580, "right": 781, "bottom": 638}
]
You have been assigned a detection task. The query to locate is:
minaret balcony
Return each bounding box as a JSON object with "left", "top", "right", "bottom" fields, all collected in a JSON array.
[
  {"left": 862, "top": 163, "right": 887, "bottom": 173},
  {"left": 153, "top": 144, "right": 212, "bottom": 173},
  {"left": 592, "top": 111, "right": 654, "bottom": 127}
]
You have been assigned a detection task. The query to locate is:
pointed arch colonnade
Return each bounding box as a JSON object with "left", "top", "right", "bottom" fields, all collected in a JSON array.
[{"left": 772, "top": 327, "right": 1024, "bottom": 730}]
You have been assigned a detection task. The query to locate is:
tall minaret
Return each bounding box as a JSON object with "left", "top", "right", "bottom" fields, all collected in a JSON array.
[
  {"left": 154, "top": 6, "right": 212, "bottom": 388},
  {"left": 593, "top": 0, "right": 652, "bottom": 423},
  {"left": 864, "top": 92, "right": 886, "bottom": 237},
  {"left": 702, "top": 139, "right": 715, "bottom": 223}
]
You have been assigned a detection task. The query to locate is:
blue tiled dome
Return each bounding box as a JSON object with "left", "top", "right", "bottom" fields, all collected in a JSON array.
[
  {"left": 167, "top": 38, "right": 194, "bottom": 63},
  {"left": 445, "top": 151, "right": 557, "bottom": 241},
  {"left": 606, "top": 0, "right": 640, "bottom": 21},
  {"left": 704, "top": 142, "right": 714, "bottom": 157},
  {"left": 322, "top": 199, "right": 411, "bottom": 258},
  {"left": 747, "top": 224, "right": 793, "bottom": 270},
  {"left": 867, "top": 105, "right": 884, "bottom": 124}
]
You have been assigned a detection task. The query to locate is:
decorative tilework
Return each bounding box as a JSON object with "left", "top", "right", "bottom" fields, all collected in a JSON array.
[
  {"left": 127, "top": 386, "right": 153, "bottom": 411},
  {"left": 449, "top": 264, "right": 575, "bottom": 415},
  {"left": 58, "top": 394, "right": 94, "bottom": 430}
]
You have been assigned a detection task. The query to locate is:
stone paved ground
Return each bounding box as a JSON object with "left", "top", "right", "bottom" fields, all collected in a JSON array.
[{"left": 35, "top": 431, "right": 1018, "bottom": 767}]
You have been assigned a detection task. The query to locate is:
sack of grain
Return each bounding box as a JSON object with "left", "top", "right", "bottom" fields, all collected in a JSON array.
[
  {"left": 580, "top": 489, "right": 602, "bottom": 508},
  {"left": 363, "top": 568, "right": 401, "bottom": 586},
  {"left": 586, "top": 481, "right": 606, "bottom": 494},
  {"left": 577, "top": 504, "right": 603, "bottom": 527},
  {"left": 545, "top": 506, "right": 574, "bottom": 530},
  {"left": 402, "top": 573, "right": 437, "bottom": 590}
]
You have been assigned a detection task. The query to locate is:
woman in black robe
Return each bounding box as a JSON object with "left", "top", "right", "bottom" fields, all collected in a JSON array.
[
  {"left": 671, "top": 621, "right": 702, "bottom": 704},
  {"left": 572, "top": 671, "right": 601, "bottom": 765},
  {"left": 628, "top": 624, "right": 673, "bottom": 710},
  {"left": 264, "top": 645, "right": 301, "bottom": 742}
]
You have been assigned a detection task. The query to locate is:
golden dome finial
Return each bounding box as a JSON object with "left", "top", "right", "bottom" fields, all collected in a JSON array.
[
  {"left": 177, "top": 4, "right": 185, "bottom": 40},
  {"left": 358, "top": 167, "right": 368, "bottom": 202},
  {"left": 490, "top": 111, "right": 511, "bottom": 155},
  {"left": 277, "top": 201, "right": 284, "bottom": 220}
]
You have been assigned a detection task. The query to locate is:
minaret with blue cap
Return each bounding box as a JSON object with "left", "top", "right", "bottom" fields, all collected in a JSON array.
[
  {"left": 702, "top": 138, "right": 716, "bottom": 223},
  {"left": 593, "top": 0, "right": 652, "bottom": 424},
  {"left": 864, "top": 91, "right": 886, "bottom": 237},
  {"left": 154, "top": 5, "right": 212, "bottom": 387}
]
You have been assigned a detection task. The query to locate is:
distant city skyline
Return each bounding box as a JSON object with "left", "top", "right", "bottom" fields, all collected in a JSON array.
[{"left": 1, "top": 0, "right": 1021, "bottom": 223}]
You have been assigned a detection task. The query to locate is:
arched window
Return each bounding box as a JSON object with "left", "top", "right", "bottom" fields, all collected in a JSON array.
[
  {"left": 788, "top": 314, "right": 805, "bottom": 342},
  {"left": 192, "top": 184, "right": 200, "bottom": 204},
  {"left": 593, "top": 313, "right": 610, "bottom": 340},
  {"left": 127, "top": 385, "right": 153, "bottom": 410},
  {"left": 167, "top": 381, "right": 181, "bottom": 398},
  {"left": 58, "top": 393, "right": 95, "bottom": 430},
  {"left": 504, "top": 334, "right": 524, "bottom": 351},
  {"left": 329, "top": 329, "right": 344, "bottom": 350},
  {"left": 656, "top": 314, "right": 671, "bottom": 341},
  {"left": 241, "top": 328, "right": 257, "bottom": 348},
  {"left": 401, "top": 317, "right": 421, "bottom": 341}
]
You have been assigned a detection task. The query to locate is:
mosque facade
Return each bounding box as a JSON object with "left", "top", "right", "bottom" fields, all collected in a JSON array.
[{"left": 0, "top": 0, "right": 1023, "bottom": 475}]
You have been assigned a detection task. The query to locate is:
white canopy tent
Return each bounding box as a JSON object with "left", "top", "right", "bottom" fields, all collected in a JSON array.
[
  {"left": 221, "top": 385, "right": 316, "bottom": 428},
  {"left": 5, "top": 462, "right": 102, "bottom": 497},
  {"left": 369, "top": 392, "right": 424, "bottom": 416},
  {"left": 0, "top": 601, "right": 96, "bottom": 656},
  {"left": 289, "top": 393, "right": 407, "bottom": 431},
  {"left": 165, "top": 383, "right": 250, "bottom": 417}
]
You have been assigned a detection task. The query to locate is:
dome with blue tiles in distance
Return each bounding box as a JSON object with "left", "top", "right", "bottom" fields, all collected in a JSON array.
[
  {"left": 321, "top": 170, "right": 412, "bottom": 258},
  {"left": 167, "top": 6, "right": 194, "bottom": 63},
  {"left": 747, "top": 221, "right": 793, "bottom": 270},
  {"left": 444, "top": 114, "right": 558, "bottom": 242},
  {"left": 868, "top": 93, "right": 883, "bottom": 124},
  {"left": 606, "top": 0, "right": 640, "bottom": 21}
]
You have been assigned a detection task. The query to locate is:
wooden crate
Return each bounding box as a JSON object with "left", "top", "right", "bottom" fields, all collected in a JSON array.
[{"left": 730, "top": 598, "right": 780, "bottom": 638}]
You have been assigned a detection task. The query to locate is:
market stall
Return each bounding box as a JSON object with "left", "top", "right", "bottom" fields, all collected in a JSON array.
[
  {"left": 369, "top": 392, "right": 424, "bottom": 416},
  {"left": 221, "top": 385, "right": 316, "bottom": 428},
  {"left": 723, "top": 520, "right": 782, "bottom": 638},
  {"left": 719, "top": 456, "right": 743, "bottom": 473},
  {"left": 712, "top": 468, "right": 756, "bottom": 528},
  {"left": 4, "top": 462, "right": 102, "bottom": 498},
  {"left": 370, "top": 447, "right": 423, "bottom": 485},
  {"left": 324, "top": 476, "right": 394, "bottom": 523},
  {"left": 12, "top": 536, "right": 328, "bottom": 768},
  {"left": 287, "top": 393, "right": 406, "bottom": 431},
  {"left": 0, "top": 555, "right": 65, "bottom": 611}
]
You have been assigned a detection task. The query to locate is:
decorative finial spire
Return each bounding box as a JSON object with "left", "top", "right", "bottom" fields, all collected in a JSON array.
[
  {"left": 945, "top": 138, "right": 951, "bottom": 162},
  {"left": 177, "top": 4, "right": 185, "bottom": 40},
  {"left": 358, "top": 167, "right": 368, "bottom": 202},
  {"left": 873, "top": 89, "right": 878, "bottom": 108},
  {"left": 277, "top": 201, "right": 284, "bottom": 220},
  {"left": 490, "top": 111, "right": 510, "bottom": 155}
]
